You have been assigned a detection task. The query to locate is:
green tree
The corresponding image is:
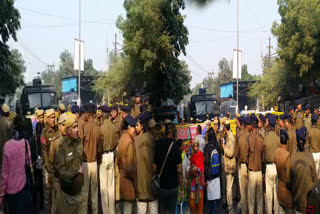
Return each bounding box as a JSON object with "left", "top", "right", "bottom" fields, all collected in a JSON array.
[
  {"left": 113, "top": 0, "right": 191, "bottom": 105},
  {"left": 0, "top": 0, "right": 21, "bottom": 96},
  {"left": 272, "top": 0, "right": 320, "bottom": 91}
]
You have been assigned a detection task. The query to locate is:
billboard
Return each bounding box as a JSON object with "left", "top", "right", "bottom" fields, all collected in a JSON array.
[
  {"left": 220, "top": 83, "right": 234, "bottom": 98},
  {"left": 232, "top": 49, "right": 242, "bottom": 79},
  {"left": 62, "top": 77, "right": 77, "bottom": 93}
]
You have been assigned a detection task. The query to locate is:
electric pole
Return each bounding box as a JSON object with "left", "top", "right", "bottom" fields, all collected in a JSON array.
[
  {"left": 266, "top": 37, "right": 273, "bottom": 70},
  {"left": 208, "top": 72, "right": 214, "bottom": 78},
  {"left": 236, "top": 0, "right": 239, "bottom": 113},
  {"left": 78, "top": 0, "right": 81, "bottom": 106}
]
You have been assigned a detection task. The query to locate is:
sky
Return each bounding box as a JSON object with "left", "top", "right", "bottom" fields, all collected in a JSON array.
[{"left": 9, "top": 0, "right": 281, "bottom": 88}]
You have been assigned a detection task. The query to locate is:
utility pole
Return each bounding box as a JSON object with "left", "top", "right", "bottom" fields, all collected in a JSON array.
[
  {"left": 266, "top": 37, "right": 273, "bottom": 70},
  {"left": 236, "top": 0, "right": 239, "bottom": 113},
  {"left": 78, "top": 0, "right": 81, "bottom": 106}
]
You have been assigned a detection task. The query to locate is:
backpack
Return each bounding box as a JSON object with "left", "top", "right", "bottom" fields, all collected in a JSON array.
[{"left": 210, "top": 149, "right": 220, "bottom": 176}]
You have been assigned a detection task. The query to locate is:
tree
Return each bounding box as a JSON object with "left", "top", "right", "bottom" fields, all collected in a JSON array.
[
  {"left": 112, "top": 0, "right": 191, "bottom": 105},
  {"left": 272, "top": 0, "right": 320, "bottom": 92},
  {"left": 242, "top": 64, "right": 260, "bottom": 81},
  {"left": 0, "top": 0, "right": 21, "bottom": 96}
]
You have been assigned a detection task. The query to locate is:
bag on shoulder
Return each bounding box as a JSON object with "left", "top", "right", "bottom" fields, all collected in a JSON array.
[
  {"left": 210, "top": 149, "right": 220, "bottom": 176},
  {"left": 151, "top": 141, "right": 174, "bottom": 195}
]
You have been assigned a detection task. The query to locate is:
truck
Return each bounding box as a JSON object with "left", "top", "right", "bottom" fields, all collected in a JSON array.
[
  {"left": 189, "top": 90, "right": 220, "bottom": 122},
  {"left": 16, "top": 78, "right": 58, "bottom": 115},
  {"left": 61, "top": 76, "right": 102, "bottom": 106}
]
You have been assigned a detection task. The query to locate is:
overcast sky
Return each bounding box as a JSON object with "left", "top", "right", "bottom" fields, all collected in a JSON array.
[{"left": 9, "top": 0, "right": 280, "bottom": 87}]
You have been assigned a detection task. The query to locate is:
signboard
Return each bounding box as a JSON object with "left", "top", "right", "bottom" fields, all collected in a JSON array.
[
  {"left": 177, "top": 125, "right": 206, "bottom": 140},
  {"left": 232, "top": 49, "right": 242, "bottom": 79},
  {"left": 220, "top": 83, "right": 234, "bottom": 98},
  {"left": 74, "top": 39, "right": 85, "bottom": 71},
  {"left": 62, "top": 77, "right": 77, "bottom": 93}
]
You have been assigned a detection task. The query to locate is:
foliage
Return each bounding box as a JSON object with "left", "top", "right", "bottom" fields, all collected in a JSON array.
[
  {"left": 110, "top": 0, "right": 191, "bottom": 105},
  {"left": 41, "top": 50, "right": 100, "bottom": 98},
  {"left": 272, "top": 0, "right": 320, "bottom": 90},
  {"left": 0, "top": 0, "right": 21, "bottom": 96}
]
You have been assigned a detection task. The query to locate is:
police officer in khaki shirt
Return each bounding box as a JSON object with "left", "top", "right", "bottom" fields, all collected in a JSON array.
[
  {"left": 303, "top": 104, "right": 312, "bottom": 132},
  {"left": 287, "top": 126, "right": 317, "bottom": 213},
  {"left": 306, "top": 114, "right": 320, "bottom": 178},
  {"left": 314, "top": 104, "right": 320, "bottom": 130},
  {"left": 80, "top": 103, "right": 101, "bottom": 214},
  {"left": 53, "top": 113, "right": 85, "bottom": 214},
  {"left": 264, "top": 115, "right": 280, "bottom": 214},
  {"left": 258, "top": 114, "right": 266, "bottom": 138},
  {"left": 48, "top": 113, "right": 67, "bottom": 213},
  {"left": 293, "top": 102, "right": 304, "bottom": 130},
  {"left": 283, "top": 113, "right": 297, "bottom": 155},
  {"left": 247, "top": 114, "right": 265, "bottom": 214},
  {"left": 0, "top": 104, "right": 13, "bottom": 170},
  {"left": 41, "top": 109, "right": 59, "bottom": 214},
  {"left": 99, "top": 105, "right": 117, "bottom": 214},
  {"left": 235, "top": 116, "right": 251, "bottom": 214}
]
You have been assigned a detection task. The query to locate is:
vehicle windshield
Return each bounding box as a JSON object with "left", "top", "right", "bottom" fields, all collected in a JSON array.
[
  {"left": 28, "top": 93, "right": 57, "bottom": 109},
  {"left": 195, "top": 100, "right": 218, "bottom": 115}
]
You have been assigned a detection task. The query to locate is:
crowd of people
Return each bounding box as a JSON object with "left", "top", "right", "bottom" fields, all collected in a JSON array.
[{"left": 0, "top": 95, "right": 320, "bottom": 214}]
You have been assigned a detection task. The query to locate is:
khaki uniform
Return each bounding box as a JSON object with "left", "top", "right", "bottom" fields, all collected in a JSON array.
[
  {"left": 293, "top": 110, "right": 304, "bottom": 130},
  {"left": 49, "top": 134, "right": 63, "bottom": 213},
  {"left": 247, "top": 131, "right": 265, "bottom": 214},
  {"left": 41, "top": 124, "right": 59, "bottom": 214},
  {"left": 235, "top": 129, "right": 250, "bottom": 214},
  {"left": 274, "top": 144, "right": 292, "bottom": 213},
  {"left": 317, "top": 118, "right": 320, "bottom": 131},
  {"left": 264, "top": 130, "right": 280, "bottom": 214},
  {"left": 287, "top": 127, "right": 297, "bottom": 155},
  {"left": 53, "top": 136, "right": 85, "bottom": 214},
  {"left": 132, "top": 103, "right": 141, "bottom": 118},
  {"left": 0, "top": 116, "right": 13, "bottom": 169},
  {"left": 259, "top": 127, "right": 266, "bottom": 138},
  {"left": 287, "top": 151, "right": 317, "bottom": 213},
  {"left": 80, "top": 118, "right": 101, "bottom": 214},
  {"left": 224, "top": 131, "right": 236, "bottom": 214},
  {"left": 135, "top": 132, "right": 158, "bottom": 213},
  {"left": 99, "top": 119, "right": 117, "bottom": 214},
  {"left": 304, "top": 114, "right": 312, "bottom": 132},
  {"left": 307, "top": 126, "right": 320, "bottom": 177}
]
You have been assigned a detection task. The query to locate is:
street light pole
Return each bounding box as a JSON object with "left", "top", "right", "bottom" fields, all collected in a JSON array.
[
  {"left": 78, "top": 0, "right": 81, "bottom": 106},
  {"left": 236, "top": 0, "right": 239, "bottom": 113}
]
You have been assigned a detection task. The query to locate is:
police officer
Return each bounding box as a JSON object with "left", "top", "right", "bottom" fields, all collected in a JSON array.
[
  {"left": 234, "top": 113, "right": 241, "bottom": 138},
  {"left": 283, "top": 113, "right": 297, "bottom": 155},
  {"left": 132, "top": 92, "right": 142, "bottom": 118},
  {"left": 117, "top": 115, "right": 137, "bottom": 213},
  {"left": 71, "top": 105, "right": 80, "bottom": 120},
  {"left": 274, "top": 130, "right": 293, "bottom": 214},
  {"left": 41, "top": 108, "right": 59, "bottom": 214},
  {"left": 258, "top": 114, "right": 266, "bottom": 138},
  {"left": 53, "top": 113, "right": 85, "bottom": 214},
  {"left": 235, "top": 116, "right": 251, "bottom": 214},
  {"left": 247, "top": 114, "right": 265, "bottom": 214},
  {"left": 81, "top": 103, "right": 101, "bottom": 214},
  {"left": 99, "top": 105, "right": 117, "bottom": 214},
  {"left": 120, "top": 105, "right": 131, "bottom": 120},
  {"left": 111, "top": 105, "right": 122, "bottom": 140},
  {"left": 306, "top": 114, "right": 320, "bottom": 178},
  {"left": 264, "top": 115, "right": 280, "bottom": 214},
  {"left": 221, "top": 120, "right": 236, "bottom": 214},
  {"left": 0, "top": 103, "right": 13, "bottom": 167},
  {"left": 287, "top": 127, "right": 317, "bottom": 213},
  {"left": 313, "top": 104, "right": 320, "bottom": 130},
  {"left": 304, "top": 104, "right": 312, "bottom": 132},
  {"left": 293, "top": 101, "right": 304, "bottom": 130},
  {"left": 48, "top": 113, "right": 67, "bottom": 213}
]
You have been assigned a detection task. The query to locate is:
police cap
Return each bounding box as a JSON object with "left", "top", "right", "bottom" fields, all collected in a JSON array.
[
  {"left": 268, "top": 115, "right": 277, "bottom": 126},
  {"left": 1, "top": 103, "right": 10, "bottom": 113},
  {"left": 65, "top": 114, "right": 77, "bottom": 128},
  {"left": 265, "top": 113, "right": 271, "bottom": 119},
  {"left": 71, "top": 105, "right": 80, "bottom": 114},
  {"left": 311, "top": 113, "right": 319, "bottom": 122},
  {"left": 137, "top": 114, "right": 146, "bottom": 123},
  {"left": 125, "top": 115, "right": 137, "bottom": 127},
  {"left": 120, "top": 105, "right": 131, "bottom": 113},
  {"left": 45, "top": 109, "right": 55, "bottom": 117},
  {"left": 101, "top": 105, "right": 111, "bottom": 113},
  {"left": 296, "top": 126, "right": 307, "bottom": 142},
  {"left": 250, "top": 113, "right": 258, "bottom": 122},
  {"left": 279, "top": 114, "right": 286, "bottom": 121},
  {"left": 288, "top": 106, "right": 294, "bottom": 111},
  {"left": 304, "top": 104, "right": 311, "bottom": 110},
  {"left": 84, "top": 103, "right": 97, "bottom": 114},
  {"left": 245, "top": 117, "right": 251, "bottom": 125},
  {"left": 58, "top": 113, "right": 67, "bottom": 124},
  {"left": 59, "top": 103, "right": 66, "bottom": 111},
  {"left": 259, "top": 114, "right": 266, "bottom": 123},
  {"left": 36, "top": 109, "right": 44, "bottom": 117}
]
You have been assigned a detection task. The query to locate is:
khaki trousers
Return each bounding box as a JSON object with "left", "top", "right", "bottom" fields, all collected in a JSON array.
[
  {"left": 239, "top": 163, "right": 248, "bottom": 214},
  {"left": 226, "top": 173, "right": 234, "bottom": 214},
  {"left": 83, "top": 161, "right": 98, "bottom": 214},
  {"left": 42, "top": 168, "right": 52, "bottom": 214},
  {"left": 266, "top": 164, "right": 279, "bottom": 214},
  {"left": 278, "top": 204, "right": 293, "bottom": 214},
  {"left": 312, "top": 152, "right": 320, "bottom": 178},
  {"left": 137, "top": 200, "right": 158, "bottom": 214},
  {"left": 100, "top": 153, "right": 115, "bottom": 214},
  {"left": 248, "top": 170, "right": 263, "bottom": 214}
]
